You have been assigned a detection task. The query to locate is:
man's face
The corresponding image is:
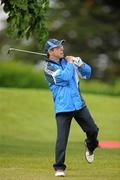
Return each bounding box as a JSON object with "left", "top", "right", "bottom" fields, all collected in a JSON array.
[{"left": 49, "top": 45, "right": 64, "bottom": 60}]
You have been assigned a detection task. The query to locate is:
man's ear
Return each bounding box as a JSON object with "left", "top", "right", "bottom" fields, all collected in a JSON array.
[{"left": 49, "top": 49, "right": 53, "bottom": 54}]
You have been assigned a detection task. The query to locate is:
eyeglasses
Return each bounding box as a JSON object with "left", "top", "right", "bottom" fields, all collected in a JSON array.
[{"left": 49, "top": 45, "right": 63, "bottom": 52}]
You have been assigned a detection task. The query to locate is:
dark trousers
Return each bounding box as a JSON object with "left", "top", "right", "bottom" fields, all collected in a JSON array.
[{"left": 53, "top": 106, "right": 99, "bottom": 171}]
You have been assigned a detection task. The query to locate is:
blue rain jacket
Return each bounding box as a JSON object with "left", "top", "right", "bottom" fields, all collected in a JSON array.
[{"left": 44, "top": 58, "right": 91, "bottom": 114}]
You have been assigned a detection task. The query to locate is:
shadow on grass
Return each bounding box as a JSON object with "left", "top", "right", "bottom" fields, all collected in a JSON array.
[
  {"left": 0, "top": 136, "right": 85, "bottom": 158},
  {"left": 0, "top": 136, "right": 55, "bottom": 157}
]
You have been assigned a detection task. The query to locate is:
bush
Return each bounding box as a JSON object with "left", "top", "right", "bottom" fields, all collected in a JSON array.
[
  {"left": 0, "top": 61, "right": 48, "bottom": 89},
  {"left": 80, "top": 79, "right": 120, "bottom": 96},
  {"left": 0, "top": 61, "right": 120, "bottom": 96}
]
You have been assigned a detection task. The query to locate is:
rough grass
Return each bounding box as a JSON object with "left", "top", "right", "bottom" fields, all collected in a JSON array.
[{"left": 0, "top": 88, "right": 120, "bottom": 180}]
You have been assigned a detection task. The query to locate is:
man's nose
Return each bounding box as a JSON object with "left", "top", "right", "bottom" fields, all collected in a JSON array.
[{"left": 60, "top": 46, "right": 64, "bottom": 51}]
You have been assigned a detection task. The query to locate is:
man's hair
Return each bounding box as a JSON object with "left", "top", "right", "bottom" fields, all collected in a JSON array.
[{"left": 47, "top": 48, "right": 54, "bottom": 59}]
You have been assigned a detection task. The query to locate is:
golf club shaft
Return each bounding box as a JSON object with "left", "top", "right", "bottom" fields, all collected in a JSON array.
[{"left": 8, "top": 48, "right": 47, "bottom": 56}]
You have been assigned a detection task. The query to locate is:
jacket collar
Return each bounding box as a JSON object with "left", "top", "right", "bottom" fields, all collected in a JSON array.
[{"left": 45, "top": 58, "right": 63, "bottom": 65}]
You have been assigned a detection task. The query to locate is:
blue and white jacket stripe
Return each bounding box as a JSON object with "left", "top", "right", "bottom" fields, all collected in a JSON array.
[{"left": 44, "top": 58, "right": 91, "bottom": 114}]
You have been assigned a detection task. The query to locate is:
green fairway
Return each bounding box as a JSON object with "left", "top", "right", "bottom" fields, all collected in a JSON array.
[{"left": 0, "top": 88, "right": 120, "bottom": 180}]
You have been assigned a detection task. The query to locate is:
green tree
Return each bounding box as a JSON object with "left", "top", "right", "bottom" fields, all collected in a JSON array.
[
  {"left": 1, "top": 0, "right": 49, "bottom": 47},
  {"left": 49, "top": 0, "right": 120, "bottom": 81}
]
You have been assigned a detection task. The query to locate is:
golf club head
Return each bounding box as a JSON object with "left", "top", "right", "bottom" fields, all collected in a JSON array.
[
  {"left": 8, "top": 48, "right": 15, "bottom": 56},
  {"left": 8, "top": 49, "right": 11, "bottom": 54}
]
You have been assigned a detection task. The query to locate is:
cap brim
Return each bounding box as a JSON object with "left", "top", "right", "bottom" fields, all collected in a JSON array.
[{"left": 59, "top": 39, "right": 65, "bottom": 45}]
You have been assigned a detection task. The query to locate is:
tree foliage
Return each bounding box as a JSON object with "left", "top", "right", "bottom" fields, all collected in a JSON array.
[
  {"left": 49, "top": 0, "right": 120, "bottom": 81},
  {"left": 1, "top": 0, "right": 49, "bottom": 47}
]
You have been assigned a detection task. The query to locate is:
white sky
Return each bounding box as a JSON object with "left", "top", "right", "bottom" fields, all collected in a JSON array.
[{"left": 0, "top": 2, "right": 8, "bottom": 31}]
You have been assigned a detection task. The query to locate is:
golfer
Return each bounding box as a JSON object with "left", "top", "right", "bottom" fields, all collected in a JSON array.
[{"left": 44, "top": 39, "right": 99, "bottom": 177}]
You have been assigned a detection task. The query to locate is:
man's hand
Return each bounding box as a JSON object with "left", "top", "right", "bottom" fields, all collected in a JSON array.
[
  {"left": 65, "top": 56, "right": 75, "bottom": 63},
  {"left": 65, "top": 56, "right": 84, "bottom": 67},
  {"left": 73, "top": 57, "right": 84, "bottom": 67}
]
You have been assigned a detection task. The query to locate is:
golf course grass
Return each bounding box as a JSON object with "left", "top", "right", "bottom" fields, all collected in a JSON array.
[{"left": 0, "top": 88, "right": 120, "bottom": 180}]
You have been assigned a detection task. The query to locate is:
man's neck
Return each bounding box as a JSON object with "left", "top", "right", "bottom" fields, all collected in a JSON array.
[{"left": 49, "top": 56, "right": 60, "bottom": 62}]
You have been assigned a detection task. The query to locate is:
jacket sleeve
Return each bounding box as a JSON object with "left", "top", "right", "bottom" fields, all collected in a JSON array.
[
  {"left": 44, "top": 62, "right": 74, "bottom": 86},
  {"left": 78, "top": 63, "right": 91, "bottom": 79}
]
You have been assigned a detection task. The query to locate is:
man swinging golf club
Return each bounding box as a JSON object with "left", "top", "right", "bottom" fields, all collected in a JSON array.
[{"left": 44, "top": 39, "right": 99, "bottom": 177}]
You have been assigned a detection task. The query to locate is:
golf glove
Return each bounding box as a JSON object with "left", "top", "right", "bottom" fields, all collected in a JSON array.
[{"left": 73, "top": 57, "right": 84, "bottom": 67}]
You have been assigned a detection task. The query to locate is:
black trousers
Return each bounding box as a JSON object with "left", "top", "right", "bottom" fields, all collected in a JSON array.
[{"left": 53, "top": 106, "right": 99, "bottom": 171}]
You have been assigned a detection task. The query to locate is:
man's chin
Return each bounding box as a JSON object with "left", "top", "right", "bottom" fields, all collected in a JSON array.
[{"left": 60, "top": 54, "right": 64, "bottom": 58}]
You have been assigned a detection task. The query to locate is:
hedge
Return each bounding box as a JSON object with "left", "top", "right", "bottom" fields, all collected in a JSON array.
[
  {"left": 0, "top": 61, "right": 120, "bottom": 95},
  {"left": 0, "top": 61, "right": 48, "bottom": 88}
]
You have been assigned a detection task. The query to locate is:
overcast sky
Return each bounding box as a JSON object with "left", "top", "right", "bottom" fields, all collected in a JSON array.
[{"left": 0, "top": 2, "right": 8, "bottom": 31}]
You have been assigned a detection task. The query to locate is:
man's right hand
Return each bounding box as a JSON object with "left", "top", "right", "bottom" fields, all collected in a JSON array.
[{"left": 65, "top": 56, "right": 75, "bottom": 63}]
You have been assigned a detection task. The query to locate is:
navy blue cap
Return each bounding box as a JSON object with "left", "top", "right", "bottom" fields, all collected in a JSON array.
[{"left": 44, "top": 39, "right": 65, "bottom": 53}]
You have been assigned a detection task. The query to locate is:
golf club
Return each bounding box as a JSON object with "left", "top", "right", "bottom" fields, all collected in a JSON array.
[
  {"left": 8, "top": 48, "right": 81, "bottom": 66},
  {"left": 8, "top": 48, "right": 47, "bottom": 56}
]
